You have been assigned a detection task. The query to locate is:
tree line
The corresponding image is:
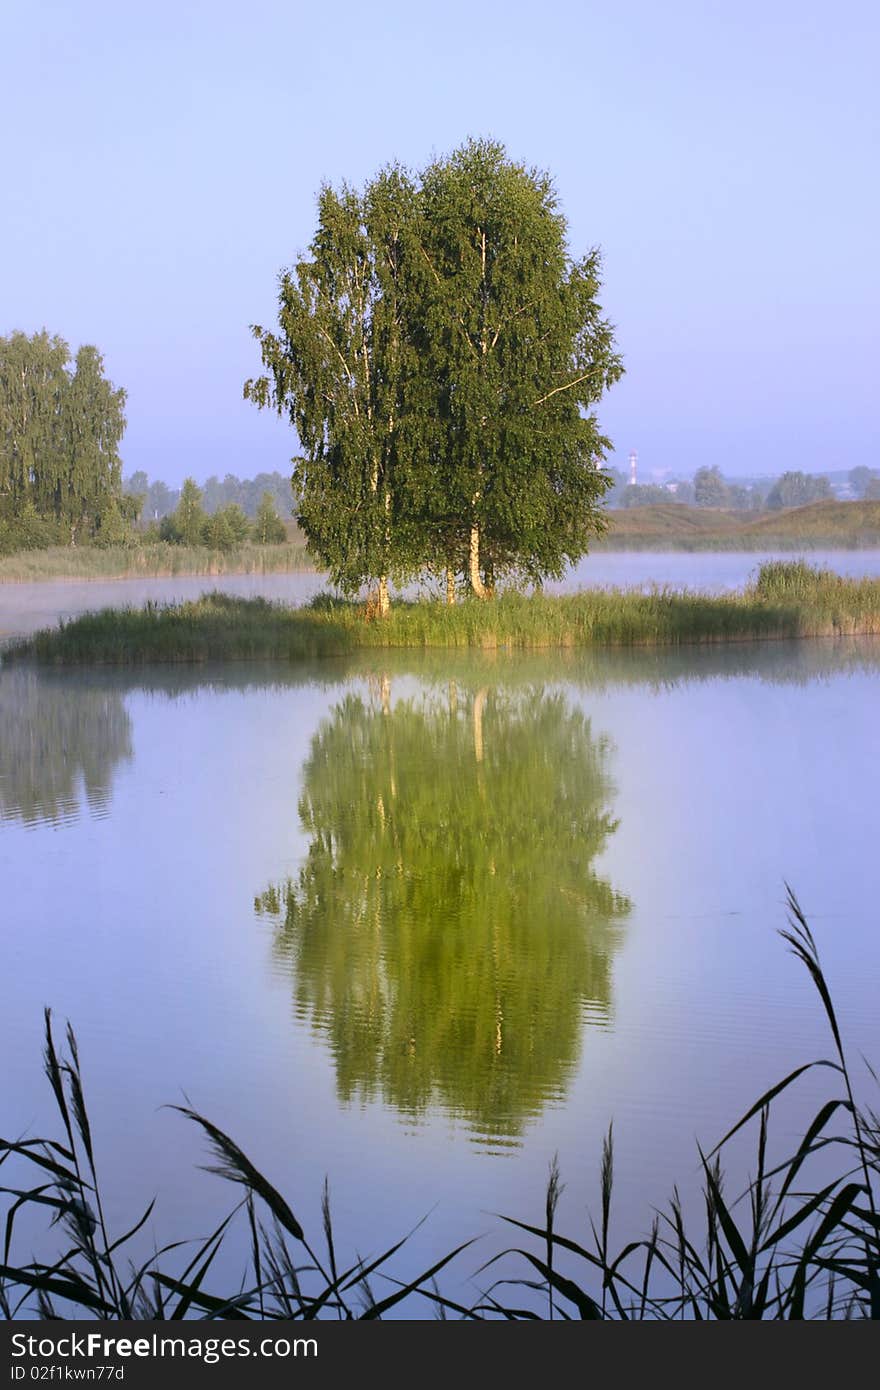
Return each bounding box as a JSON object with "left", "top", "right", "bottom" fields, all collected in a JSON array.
[
  {"left": 245, "top": 138, "right": 624, "bottom": 610},
  {"left": 607, "top": 464, "right": 879, "bottom": 511},
  {"left": 0, "top": 330, "right": 129, "bottom": 550},
  {"left": 124, "top": 469, "right": 295, "bottom": 524},
  {"left": 146, "top": 477, "right": 288, "bottom": 549}
]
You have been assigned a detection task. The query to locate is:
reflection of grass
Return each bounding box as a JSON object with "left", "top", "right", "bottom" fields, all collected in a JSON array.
[
  {"left": 597, "top": 499, "right": 880, "bottom": 550},
  {"left": 10, "top": 563, "right": 880, "bottom": 664},
  {"left": 0, "top": 540, "right": 313, "bottom": 582},
  {"left": 2, "top": 894, "right": 878, "bottom": 1318}
]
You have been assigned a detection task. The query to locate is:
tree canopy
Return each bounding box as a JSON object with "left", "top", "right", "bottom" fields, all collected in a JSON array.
[
  {"left": 246, "top": 139, "right": 623, "bottom": 607},
  {"left": 766, "top": 471, "right": 832, "bottom": 510},
  {"left": 0, "top": 331, "right": 126, "bottom": 543}
]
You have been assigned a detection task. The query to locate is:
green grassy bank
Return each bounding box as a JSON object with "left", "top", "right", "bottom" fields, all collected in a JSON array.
[
  {"left": 9, "top": 562, "right": 880, "bottom": 665},
  {"left": 0, "top": 539, "right": 313, "bottom": 582}
]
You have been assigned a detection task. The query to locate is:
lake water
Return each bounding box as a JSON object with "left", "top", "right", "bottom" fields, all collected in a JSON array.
[
  {"left": 4, "top": 548, "right": 880, "bottom": 640},
  {"left": 2, "top": 633, "right": 879, "bottom": 1308}
]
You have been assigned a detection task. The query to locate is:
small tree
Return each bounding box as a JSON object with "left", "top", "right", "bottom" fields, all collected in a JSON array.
[
  {"left": 693, "top": 466, "right": 730, "bottom": 508},
  {"left": 766, "top": 471, "right": 832, "bottom": 510},
  {"left": 221, "top": 503, "right": 250, "bottom": 544},
  {"left": 173, "top": 477, "right": 206, "bottom": 545},
  {"left": 202, "top": 510, "right": 233, "bottom": 551},
  {"left": 94, "top": 498, "right": 129, "bottom": 548},
  {"left": 849, "top": 466, "right": 879, "bottom": 499},
  {"left": 253, "top": 491, "right": 287, "bottom": 544}
]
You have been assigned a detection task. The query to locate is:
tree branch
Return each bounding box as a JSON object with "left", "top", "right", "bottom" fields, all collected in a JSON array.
[{"left": 532, "top": 371, "right": 594, "bottom": 407}]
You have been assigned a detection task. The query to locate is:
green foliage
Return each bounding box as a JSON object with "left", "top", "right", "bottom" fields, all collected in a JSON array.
[
  {"left": 246, "top": 139, "right": 623, "bottom": 601},
  {"left": 94, "top": 499, "right": 130, "bottom": 549},
  {"left": 766, "top": 471, "right": 833, "bottom": 510},
  {"left": 247, "top": 168, "right": 424, "bottom": 596},
  {"left": 413, "top": 139, "right": 622, "bottom": 592},
  {"left": 0, "top": 331, "right": 127, "bottom": 545},
  {"left": 201, "top": 503, "right": 250, "bottom": 551},
  {"left": 0, "top": 502, "right": 66, "bottom": 556},
  {"left": 200, "top": 510, "right": 233, "bottom": 550},
  {"left": 693, "top": 465, "right": 730, "bottom": 507},
  {"left": 253, "top": 490, "right": 287, "bottom": 543},
  {"left": 171, "top": 477, "right": 205, "bottom": 546}
]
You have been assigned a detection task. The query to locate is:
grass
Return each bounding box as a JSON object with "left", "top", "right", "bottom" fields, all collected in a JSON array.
[
  {"left": 8, "top": 563, "right": 880, "bottom": 665},
  {"left": 0, "top": 540, "right": 314, "bottom": 583},
  {"left": 597, "top": 499, "right": 880, "bottom": 550},
  {"left": 2, "top": 891, "right": 877, "bottom": 1319}
]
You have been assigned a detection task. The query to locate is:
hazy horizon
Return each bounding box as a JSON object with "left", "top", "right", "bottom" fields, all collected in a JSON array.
[{"left": 3, "top": 1, "right": 877, "bottom": 488}]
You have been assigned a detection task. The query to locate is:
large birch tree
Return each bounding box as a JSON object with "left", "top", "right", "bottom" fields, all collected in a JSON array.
[
  {"left": 245, "top": 140, "right": 622, "bottom": 603},
  {"left": 245, "top": 169, "right": 424, "bottom": 613},
  {"left": 413, "top": 139, "right": 623, "bottom": 597}
]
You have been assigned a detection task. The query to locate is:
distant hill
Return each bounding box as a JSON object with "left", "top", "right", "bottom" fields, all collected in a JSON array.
[{"left": 599, "top": 500, "right": 880, "bottom": 550}]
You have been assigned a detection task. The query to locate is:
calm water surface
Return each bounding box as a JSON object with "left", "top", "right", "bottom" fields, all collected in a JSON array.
[{"left": 2, "top": 636, "right": 879, "bottom": 1299}]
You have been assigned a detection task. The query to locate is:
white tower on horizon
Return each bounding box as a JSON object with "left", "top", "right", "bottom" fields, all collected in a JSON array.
[{"left": 628, "top": 450, "right": 638, "bottom": 486}]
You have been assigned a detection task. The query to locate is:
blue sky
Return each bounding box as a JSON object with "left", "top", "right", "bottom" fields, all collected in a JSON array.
[{"left": 2, "top": 0, "right": 877, "bottom": 485}]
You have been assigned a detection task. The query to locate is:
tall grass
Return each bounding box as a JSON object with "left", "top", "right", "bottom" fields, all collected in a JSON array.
[
  {"left": 8, "top": 563, "right": 880, "bottom": 665},
  {"left": 0, "top": 541, "right": 313, "bottom": 583},
  {"left": 2, "top": 894, "right": 877, "bottom": 1319}
]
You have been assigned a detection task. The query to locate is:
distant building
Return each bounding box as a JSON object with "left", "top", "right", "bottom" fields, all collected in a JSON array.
[{"left": 628, "top": 450, "right": 638, "bottom": 486}]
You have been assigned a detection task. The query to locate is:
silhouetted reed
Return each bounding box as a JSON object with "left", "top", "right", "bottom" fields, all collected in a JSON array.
[{"left": 2, "top": 891, "right": 877, "bottom": 1319}]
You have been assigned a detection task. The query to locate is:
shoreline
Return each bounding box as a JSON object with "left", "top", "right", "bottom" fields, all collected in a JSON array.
[
  {"left": 3, "top": 499, "right": 880, "bottom": 583},
  {"left": 0, "top": 540, "right": 314, "bottom": 584},
  {"left": 8, "top": 566, "right": 880, "bottom": 666},
  {"left": 2, "top": 539, "right": 880, "bottom": 586}
]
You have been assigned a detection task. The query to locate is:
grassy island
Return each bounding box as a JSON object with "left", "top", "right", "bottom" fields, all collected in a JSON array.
[{"left": 8, "top": 562, "right": 880, "bottom": 666}]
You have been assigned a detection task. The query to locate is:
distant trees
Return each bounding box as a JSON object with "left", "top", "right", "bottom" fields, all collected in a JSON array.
[
  {"left": 620, "top": 484, "right": 674, "bottom": 507},
  {"left": 157, "top": 477, "right": 288, "bottom": 549},
  {"left": 693, "top": 466, "right": 729, "bottom": 508},
  {"left": 849, "top": 466, "right": 880, "bottom": 500},
  {"left": 246, "top": 138, "right": 623, "bottom": 608},
  {"left": 766, "top": 471, "right": 832, "bottom": 510},
  {"left": 124, "top": 470, "right": 295, "bottom": 524},
  {"left": 0, "top": 330, "right": 126, "bottom": 545}
]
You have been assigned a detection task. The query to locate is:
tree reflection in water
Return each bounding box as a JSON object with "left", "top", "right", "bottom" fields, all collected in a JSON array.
[
  {"left": 256, "top": 680, "right": 630, "bottom": 1144},
  {"left": 0, "top": 668, "right": 132, "bottom": 826}
]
